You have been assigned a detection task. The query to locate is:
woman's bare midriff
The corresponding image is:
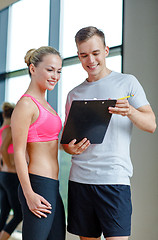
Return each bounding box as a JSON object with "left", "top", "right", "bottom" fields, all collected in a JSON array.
[
  {"left": 1, "top": 154, "right": 16, "bottom": 173},
  {"left": 27, "top": 140, "right": 59, "bottom": 180}
]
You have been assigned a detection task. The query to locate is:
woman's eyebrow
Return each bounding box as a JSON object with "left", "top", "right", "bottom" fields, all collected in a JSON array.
[{"left": 46, "top": 65, "right": 62, "bottom": 70}]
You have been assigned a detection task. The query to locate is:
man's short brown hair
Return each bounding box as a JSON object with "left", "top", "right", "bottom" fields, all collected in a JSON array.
[{"left": 75, "top": 26, "right": 106, "bottom": 47}]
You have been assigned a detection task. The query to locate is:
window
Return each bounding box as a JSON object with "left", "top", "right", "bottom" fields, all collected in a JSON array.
[
  {"left": 61, "top": 0, "right": 123, "bottom": 58},
  {"left": 6, "top": 0, "right": 50, "bottom": 74},
  {"left": 59, "top": 63, "right": 87, "bottom": 122},
  {"left": 5, "top": 0, "right": 49, "bottom": 102},
  {"left": 5, "top": 75, "right": 30, "bottom": 103}
]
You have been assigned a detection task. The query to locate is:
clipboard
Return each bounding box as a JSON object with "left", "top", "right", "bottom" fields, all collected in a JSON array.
[{"left": 60, "top": 99, "right": 116, "bottom": 144}]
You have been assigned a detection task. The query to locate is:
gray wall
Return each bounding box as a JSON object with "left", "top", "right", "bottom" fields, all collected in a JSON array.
[{"left": 124, "top": 0, "right": 158, "bottom": 239}]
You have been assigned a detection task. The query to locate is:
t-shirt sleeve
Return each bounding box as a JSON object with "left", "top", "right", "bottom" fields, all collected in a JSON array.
[{"left": 128, "top": 75, "right": 149, "bottom": 109}]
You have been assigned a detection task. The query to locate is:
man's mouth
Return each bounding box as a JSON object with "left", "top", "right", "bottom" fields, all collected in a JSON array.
[{"left": 87, "top": 64, "right": 98, "bottom": 70}]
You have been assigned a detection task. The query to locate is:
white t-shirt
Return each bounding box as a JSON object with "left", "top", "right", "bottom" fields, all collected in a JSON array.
[{"left": 65, "top": 71, "right": 149, "bottom": 185}]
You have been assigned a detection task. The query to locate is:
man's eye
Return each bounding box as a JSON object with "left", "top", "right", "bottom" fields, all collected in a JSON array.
[{"left": 47, "top": 69, "right": 52, "bottom": 71}]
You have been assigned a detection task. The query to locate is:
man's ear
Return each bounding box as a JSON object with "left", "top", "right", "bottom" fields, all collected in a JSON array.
[{"left": 105, "top": 46, "right": 109, "bottom": 57}]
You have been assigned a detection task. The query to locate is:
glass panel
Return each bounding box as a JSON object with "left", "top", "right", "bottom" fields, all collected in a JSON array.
[
  {"left": 59, "top": 149, "right": 71, "bottom": 216},
  {"left": 106, "top": 55, "right": 122, "bottom": 73},
  {"left": 59, "top": 63, "right": 88, "bottom": 123},
  {"left": 7, "top": 0, "right": 49, "bottom": 72},
  {"left": 5, "top": 75, "right": 31, "bottom": 103},
  {"left": 61, "top": 0, "right": 123, "bottom": 58}
]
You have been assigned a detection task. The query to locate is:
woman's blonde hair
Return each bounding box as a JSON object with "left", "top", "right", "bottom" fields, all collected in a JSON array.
[{"left": 24, "top": 46, "right": 61, "bottom": 76}]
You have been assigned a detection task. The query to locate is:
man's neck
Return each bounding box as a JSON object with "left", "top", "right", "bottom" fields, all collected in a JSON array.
[{"left": 87, "top": 68, "right": 112, "bottom": 82}]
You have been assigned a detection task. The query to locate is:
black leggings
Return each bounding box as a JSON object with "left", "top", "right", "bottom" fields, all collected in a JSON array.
[
  {"left": 0, "top": 185, "right": 10, "bottom": 232},
  {"left": 18, "top": 174, "right": 66, "bottom": 240},
  {"left": 0, "top": 172, "right": 22, "bottom": 235}
]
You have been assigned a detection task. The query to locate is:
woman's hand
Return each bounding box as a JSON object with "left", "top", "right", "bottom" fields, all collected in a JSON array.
[{"left": 26, "top": 192, "right": 52, "bottom": 218}]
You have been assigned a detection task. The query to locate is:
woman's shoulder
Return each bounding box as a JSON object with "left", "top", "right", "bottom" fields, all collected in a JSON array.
[
  {"left": 12, "top": 96, "right": 37, "bottom": 123},
  {"left": 2, "top": 125, "right": 11, "bottom": 138},
  {"left": 16, "top": 95, "right": 36, "bottom": 111}
]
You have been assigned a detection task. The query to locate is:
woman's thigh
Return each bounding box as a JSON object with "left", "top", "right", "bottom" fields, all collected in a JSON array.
[{"left": 18, "top": 174, "right": 64, "bottom": 240}]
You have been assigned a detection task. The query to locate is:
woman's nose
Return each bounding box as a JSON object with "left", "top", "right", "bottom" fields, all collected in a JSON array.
[{"left": 51, "top": 72, "right": 57, "bottom": 80}]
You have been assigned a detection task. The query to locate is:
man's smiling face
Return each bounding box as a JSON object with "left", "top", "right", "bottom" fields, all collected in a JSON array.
[{"left": 77, "top": 35, "right": 109, "bottom": 82}]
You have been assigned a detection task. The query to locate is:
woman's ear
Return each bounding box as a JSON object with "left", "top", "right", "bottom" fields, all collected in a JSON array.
[{"left": 29, "top": 63, "right": 35, "bottom": 75}]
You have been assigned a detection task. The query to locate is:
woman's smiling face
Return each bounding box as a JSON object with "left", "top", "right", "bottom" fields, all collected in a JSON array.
[{"left": 30, "top": 54, "right": 62, "bottom": 91}]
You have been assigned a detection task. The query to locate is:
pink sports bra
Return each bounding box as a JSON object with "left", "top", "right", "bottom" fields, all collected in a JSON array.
[
  {"left": 21, "top": 94, "right": 62, "bottom": 142},
  {"left": 0, "top": 125, "right": 14, "bottom": 154}
]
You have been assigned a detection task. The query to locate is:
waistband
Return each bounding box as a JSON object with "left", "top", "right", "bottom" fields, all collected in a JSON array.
[{"left": 29, "top": 173, "right": 59, "bottom": 186}]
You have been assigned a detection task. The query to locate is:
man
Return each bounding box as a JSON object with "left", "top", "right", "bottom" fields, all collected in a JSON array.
[{"left": 62, "top": 26, "right": 156, "bottom": 240}]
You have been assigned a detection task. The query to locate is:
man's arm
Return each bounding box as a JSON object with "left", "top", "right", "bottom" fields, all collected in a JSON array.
[{"left": 109, "top": 99, "right": 157, "bottom": 133}]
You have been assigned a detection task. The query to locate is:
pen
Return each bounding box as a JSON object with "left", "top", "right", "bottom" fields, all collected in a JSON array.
[{"left": 118, "top": 94, "right": 134, "bottom": 100}]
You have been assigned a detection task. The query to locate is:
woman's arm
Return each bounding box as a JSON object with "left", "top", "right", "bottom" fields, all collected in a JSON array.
[{"left": 11, "top": 98, "right": 52, "bottom": 218}]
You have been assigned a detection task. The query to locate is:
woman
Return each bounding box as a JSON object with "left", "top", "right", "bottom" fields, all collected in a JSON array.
[
  {"left": 0, "top": 102, "right": 22, "bottom": 240},
  {"left": 11, "top": 46, "right": 65, "bottom": 240}
]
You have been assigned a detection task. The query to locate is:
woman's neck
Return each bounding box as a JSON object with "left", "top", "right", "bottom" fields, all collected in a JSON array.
[{"left": 26, "top": 83, "right": 46, "bottom": 100}]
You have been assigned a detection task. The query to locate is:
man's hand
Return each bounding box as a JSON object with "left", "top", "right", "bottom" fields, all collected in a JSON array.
[
  {"left": 108, "top": 99, "right": 131, "bottom": 116},
  {"left": 108, "top": 99, "right": 156, "bottom": 133},
  {"left": 62, "top": 138, "right": 90, "bottom": 155}
]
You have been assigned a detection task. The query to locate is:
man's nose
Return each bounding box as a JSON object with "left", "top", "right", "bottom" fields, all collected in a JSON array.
[{"left": 88, "top": 54, "right": 95, "bottom": 63}]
